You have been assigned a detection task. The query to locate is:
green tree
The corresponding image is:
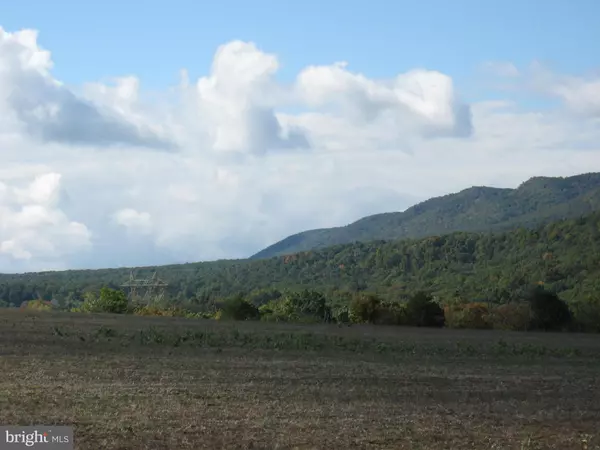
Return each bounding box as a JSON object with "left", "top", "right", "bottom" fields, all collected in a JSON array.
[
  {"left": 349, "top": 293, "right": 381, "bottom": 323},
  {"left": 372, "top": 302, "right": 408, "bottom": 325},
  {"left": 247, "top": 288, "right": 283, "bottom": 307},
  {"left": 487, "top": 302, "right": 531, "bottom": 331},
  {"left": 444, "top": 302, "right": 492, "bottom": 329},
  {"left": 78, "top": 288, "right": 128, "bottom": 314},
  {"left": 570, "top": 298, "right": 600, "bottom": 332},
  {"left": 527, "top": 287, "right": 571, "bottom": 331},
  {"left": 259, "top": 290, "right": 331, "bottom": 323},
  {"left": 218, "top": 295, "right": 260, "bottom": 321},
  {"left": 405, "top": 291, "right": 445, "bottom": 327},
  {"left": 286, "top": 290, "right": 331, "bottom": 322}
]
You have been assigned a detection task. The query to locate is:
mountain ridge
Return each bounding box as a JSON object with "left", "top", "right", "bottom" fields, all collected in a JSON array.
[{"left": 251, "top": 172, "right": 600, "bottom": 259}]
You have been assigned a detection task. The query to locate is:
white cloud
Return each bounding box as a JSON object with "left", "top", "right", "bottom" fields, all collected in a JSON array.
[
  {"left": 15, "top": 172, "right": 62, "bottom": 205},
  {"left": 490, "top": 61, "right": 600, "bottom": 118},
  {"left": 192, "top": 40, "right": 309, "bottom": 154},
  {"left": 539, "top": 72, "right": 600, "bottom": 117},
  {"left": 0, "top": 25, "right": 599, "bottom": 273},
  {"left": 0, "top": 173, "right": 91, "bottom": 270},
  {"left": 113, "top": 208, "right": 153, "bottom": 235},
  {"left": 0, "top": 27, "right": 173, "bottom": 149},
  {"left": 296, "top": 62, "right": 472, "bottom": 137}
]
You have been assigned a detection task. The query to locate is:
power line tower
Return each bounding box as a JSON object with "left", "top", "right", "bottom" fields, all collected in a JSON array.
[{"left": 121, "top": 271, "right": 169, "bottom": 305}]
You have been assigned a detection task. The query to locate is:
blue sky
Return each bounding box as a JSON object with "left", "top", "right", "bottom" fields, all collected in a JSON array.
[{"left": 3, "top": 0, "right": 599, "bottom": 93}]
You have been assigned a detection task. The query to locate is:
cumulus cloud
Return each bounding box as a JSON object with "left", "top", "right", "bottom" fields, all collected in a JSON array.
[
  {"left": 192, "top": 40, "right": 309, "bottom": 154},
  {"left": 0, "top": 27, "right": 174, "bottom": 149},
  {"left": 113, "top": 208, "right": 153, "bottom": 235},
  {"left": 296, "top": 62, "right": 472, "bottom": 137},
  {"left": 0, "top": 25, "right": 599, "bottom": 273},
  {"left": 0, "top": 173, "right": 91, "bottom": 270}
]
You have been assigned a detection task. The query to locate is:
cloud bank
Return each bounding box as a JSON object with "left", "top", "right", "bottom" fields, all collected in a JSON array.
[{"left": 1, "top": 26, "right": 600, "bottom": 272}]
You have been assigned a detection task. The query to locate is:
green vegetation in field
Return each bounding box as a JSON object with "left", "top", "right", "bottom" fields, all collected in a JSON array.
[
  {"left": 72, "top": 287, "right": 128, "bottom": 314},
  {"left": 259, "top": 289, "right": 331, "bottom": 323},
  {"left": 217, "top": 295, "right": 260, "bottom": 321},
  {"left": 52, "top": 283, "right": 582, "bottom": 334}
]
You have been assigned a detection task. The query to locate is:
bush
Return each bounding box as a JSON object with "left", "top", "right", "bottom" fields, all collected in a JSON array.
[
  {"left": 77, "top": 288, "right": 128, "bottom": 314},
  {"left": 246, "top": 288, "right": 283, "bottom": 307},
  {"left": 570, "top": 298, "right": 600, "bottom": 333},
  {"left": 217, "top": 295, "right": 260, "bottom": 321},
  {"left": 287, "top": 290, "right": 331, "bottom": 321},
  {"left": 133, "top": 305, "right": 202, "bottom": 318},
  {"left": 372, "top": 302, "right": 408, "bottom": 325},
  {"left": 333, "top": 309, "right": 350, "bottom": 324},
  {"left": 20, "top": 299, "right": 53, "bottom": 311},
  {"left": 487, "top": 302, "right": 531, "bottom": 331},
  {"left": 405, "top": 291, "right": 445, "bottom": 327},
  {"left": 349, "top": 293, "right": 381, "bottom": 323},
  {"left": 526, "top": 288, "right": 571, "bottom": 331},
  {"left": 444, "top": 302, "right": 492, "bottom": 329},
  {"left": 259, "top": 297, "right": 297, "bottom": 322},
  {"left": 259, "top": 290, "right": 332, "bottom": 323}
]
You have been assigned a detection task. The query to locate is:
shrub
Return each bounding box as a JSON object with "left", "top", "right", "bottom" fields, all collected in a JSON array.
[
  {"left": 570, "top": 298, "right": 600, "bottom": 333},
  {"left": 217, "top": 295, "right": 260, "bottom": 321},
  {"left": 259, "top": 298, "right": 296, "bottom": 322},
  {"left": 487, "top": 302, "right": 531, "bottom": 331},
  {"left": 333, "top": 309, "right": 350, "bottom": 324},
  {"left": 526, "top": 287, "right": 571, "bottom": 331},
  {"left": 259, "top": 290, "right": 332, "bottom": 323},
  {"left": 20, "top": 299, "right": 53, "bottom": 311},
  {"left": 247, "top": 288, "right": 283, "bottom": 307},
  {"left": 405, "top": 291, "right": 445, "bottom": 327},
  {"left": 349, "top": 293, "right": 381, "bottom": 323},
  {"left": 372, "top": 302, "right": 408, "bottom": 325},
  {"left": 444, "top": 302, "right": 492, "bottom": 329},
  {"left": 133, "top": 305, "right": 201, "bottom": 318},
  {"left": 78, "top": 288, "right": 128, "bottom": 314},
  {"left": 289, "top": 290, "right": 332, "bottom": 322}
]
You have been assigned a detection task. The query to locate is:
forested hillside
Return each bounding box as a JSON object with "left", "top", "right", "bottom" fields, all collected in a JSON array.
[
  {"left": 2, "top": 210, "right": 600, "bottom": 311},
  {"left": 252, "top": 172, "right": 600, "bottom": 259}
]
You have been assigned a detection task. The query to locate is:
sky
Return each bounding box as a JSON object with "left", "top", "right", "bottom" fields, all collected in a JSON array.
[{"left": 0, "top": 0, "right": 599, "bottom": 272}]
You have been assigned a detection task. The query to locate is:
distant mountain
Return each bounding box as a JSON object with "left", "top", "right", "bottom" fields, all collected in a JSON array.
[{"left": 251, "top": 173, "right": 600, "bottom": 259}]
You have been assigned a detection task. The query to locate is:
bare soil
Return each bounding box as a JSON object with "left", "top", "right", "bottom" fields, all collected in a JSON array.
[{"left": 1, "top": 310, "right": 599, "bottom": 449}]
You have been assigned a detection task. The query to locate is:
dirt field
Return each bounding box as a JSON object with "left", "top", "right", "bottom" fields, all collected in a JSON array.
[{"left": 0, "top": 310, "right": 599, "bottom": 449}]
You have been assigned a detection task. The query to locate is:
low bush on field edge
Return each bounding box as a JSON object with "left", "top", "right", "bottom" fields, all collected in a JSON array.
[{"left": 17, "top": 285, "right": 597, "bottom": 333}]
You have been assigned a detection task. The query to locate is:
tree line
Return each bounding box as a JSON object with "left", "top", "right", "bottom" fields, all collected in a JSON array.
[
  {"left": 21, "top": 283, "right": 589, "bottom": 333},
  {"left": 5, "top": 211, "right": 600, "bottom": 333}
]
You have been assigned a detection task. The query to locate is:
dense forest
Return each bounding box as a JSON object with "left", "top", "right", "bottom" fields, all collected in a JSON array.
[
  {"left": 252, "top": 172, "right": 600, "bottom": 259},
  {"left": 2, "top": 209, "right": 600, "bottom": 321}
]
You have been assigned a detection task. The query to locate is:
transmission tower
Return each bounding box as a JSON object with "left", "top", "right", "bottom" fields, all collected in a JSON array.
[{"left": 121, "top": 271, "right": 169, "bottom": 305}]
